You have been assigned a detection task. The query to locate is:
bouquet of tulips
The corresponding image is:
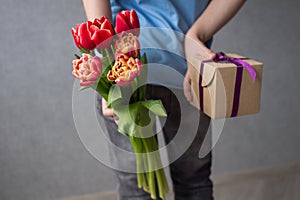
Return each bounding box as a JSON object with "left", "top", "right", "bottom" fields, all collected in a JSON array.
[{"left": 71, "top": 10, "right": 169, "bottom": 199}]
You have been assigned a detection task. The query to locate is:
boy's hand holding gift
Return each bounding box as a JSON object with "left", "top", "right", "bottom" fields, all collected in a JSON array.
[{"left": 188, "top": 51, "right": 263, "bottom": 119}]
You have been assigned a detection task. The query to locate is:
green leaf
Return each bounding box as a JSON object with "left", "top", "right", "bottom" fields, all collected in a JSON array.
[
  {"left": 74, "top": 54, "right": 81, "bottom": 59},
  {"left": 133, "top": 102, "right": 151, "bottom": 127},
  {"left": 101, "top": 56, "right": 110, "bottom": 69},
  {"left": 107, "top": 85, "right": 123, "bottom": 108},
  {"left": 135, "top": 53, "right": 148, "bottom": 100},
  {"left": 113, "top": 102, "right": 155, "bottom": 137},
  {"left": 141, "top": 100, "right": 167, "bottom": 117},
  {"left": 79, "top": 47, "right": 90, "bottom": 54},
  {"left": 79, "top": 82, "right": 97, "bottom": 91},
  {"left": 112, "top": 99, "right": 167, "bottom": 136},
  {"left": 129, "top": 102, "right": 140, "bottom": 124},
  {"left": 113, "top": 103, "right": 138, "bottom": 136},
  {"left": 139, "top": 53, "right": 148, "bottom": 85},
  {"left": 95, "top": 61, "right": 113, "bottom": 101},
  {"left": 79, "top": 85, "right": 92, "bottom": 91},
  {"left": 140, "top": 53, "right": 147, "bottom": 64}
]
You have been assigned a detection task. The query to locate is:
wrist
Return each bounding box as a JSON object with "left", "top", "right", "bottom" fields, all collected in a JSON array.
[
  {"left": 185, "top": 29, "right": 215, "bottom": 61},
  {"left": 186, "top": 26, "right": 209, "bottom": 43}
]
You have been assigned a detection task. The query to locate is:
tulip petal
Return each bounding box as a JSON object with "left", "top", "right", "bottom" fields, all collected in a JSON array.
[
  {"left": 72, "top": 71, "right": 79, "bottom": 79},
  {"left": 115, "top": 13, "right": 130, "bottom": 34},
  {"left": 80, "top": 80, "right": 95, "bottom": 86},
  {"left": 87, "top": 71, "right": 99, "bottom": 81},
  {"left": 93, "top": 56, "right": 102, "bottom": 72},
  {"left": 130, "top": 10, "right": 140, "bottom": 36},
  {"left": 92, "top": 29, "right": 113, "bottom": 49},
  {"left": 93, "top": 18, "right": 102, "bottom": 27},
  {"left": 71, "top": 28, "right": 81, "bottom": 48},
  {"left": 115, "top": 10, "right": 140, "bottom": 36},
  {"left": 92, "top": 59, "right": 102, "bottom": 73},
  {"left": 78, "top": 22, "right": 96, "bottom": 50},
  {"left": 89, "top": 25, "right": 98, "bottom": 35},
  {"left": 115, "top": 79, "right": 131, "bottom": 86},
  {"left": 124, "top": 11, "right": 131, "bottom": 23},
  {"left": 130, "top": 10, "right": 139, "bottom": 29},
  {"left": 101, "top": 20, "right": 114, "bottom": 34}
]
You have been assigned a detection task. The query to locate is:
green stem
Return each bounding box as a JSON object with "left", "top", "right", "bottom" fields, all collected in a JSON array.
[
  {"left": 100, "top": 49, "right": 106, "bottom": 57},
  {"left": 150, "top": 137, "right": 165, "bottom": 200},
  {"left": 141, "top": 85, "right": 146, "bottom": 101},
  {"left": 104, "top": 48, "right": 113, "bottom": 66},
  {"left": 137, "top": 127, "right": 152, "bottom": 195},
  {"left": 110, "top": 44, "right": 115, "bottom": 56},
  {"left": 155, "top": 171, "right": 164, "bottom": 199},
  {"left": 151, "top": 136, "right": 169, "bottom": 196},
  {"left": 148, "top": 136, "right": 169, "bottom": 199},
  {"left": 129, "top": 136, "right": 143, "bottom": 188},
  {"left": 127, "top": 65, "right": 168, "bottom": 199},
  {"left": 141, "top": 146, "right": 150, "bottom": 193},
  {"left": 142, "top": 137, "right": 157, "bottom": 199},
  {"left": 134, "top": 78, "right": 139, "bottom": 102},
  {"left": 129, "top": 78, "right": 139, "bottom": 104}
]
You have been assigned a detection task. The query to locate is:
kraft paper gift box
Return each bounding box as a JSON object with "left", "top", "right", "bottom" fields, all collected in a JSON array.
[{"left": 189, "top": 52, "right": 263, "bottom": 119}]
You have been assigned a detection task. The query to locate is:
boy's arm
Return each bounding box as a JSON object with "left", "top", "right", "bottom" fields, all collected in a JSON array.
[
  {"left": 82, "top": 0, "right": 112, "bottom": 21},
  {"left": 82, "top": 0, "right": 114, "bottom": 118},
  {"left": 184, "top": 0, "right": 246, "bottom": 102}
]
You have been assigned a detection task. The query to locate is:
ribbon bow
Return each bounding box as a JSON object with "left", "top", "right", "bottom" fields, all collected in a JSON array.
[{"left": 214, "top": 52, "right": 256, "bottom": 80}]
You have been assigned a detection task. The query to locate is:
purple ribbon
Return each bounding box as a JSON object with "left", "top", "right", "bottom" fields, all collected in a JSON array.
[
  {"left": 199, "top": 52, "right": 256, "bottom": 117},
  {"left": 213, "top": 52, "right": 256, "bottom": 81}
]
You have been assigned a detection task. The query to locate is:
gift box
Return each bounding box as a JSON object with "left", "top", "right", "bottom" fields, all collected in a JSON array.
[{"left": 189, "top": 52, "right": 263, "bottom": 119}]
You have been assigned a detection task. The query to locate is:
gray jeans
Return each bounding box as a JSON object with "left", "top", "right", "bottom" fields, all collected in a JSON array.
[{"left": 97, "top": 85, "right": 213, "bottom": 200}]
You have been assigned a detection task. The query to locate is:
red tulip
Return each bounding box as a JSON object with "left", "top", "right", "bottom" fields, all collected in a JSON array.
[
  {"left": 72, "top": 16, "right": 114, "bottom": 50},
  {"left": 115, "top": 10, "right": 140, "bottom": 36}
]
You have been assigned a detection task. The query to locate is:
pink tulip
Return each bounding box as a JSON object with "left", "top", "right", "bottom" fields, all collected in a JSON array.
[
  {"left": 72, "top": 54, "right": 102, "bottom": 86},
  {"left": 115, "top": 33, "right": 140, "bottom": 58}
]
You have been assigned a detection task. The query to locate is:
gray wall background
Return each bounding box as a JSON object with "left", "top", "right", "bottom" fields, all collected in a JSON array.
[{"left": 0, "top": 0, "right": 299, "bottom": 200}]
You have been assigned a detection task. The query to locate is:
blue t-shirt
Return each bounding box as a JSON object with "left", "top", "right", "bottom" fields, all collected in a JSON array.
[{"left": 111, "top": 0, "right": 212, "bottom": 88}]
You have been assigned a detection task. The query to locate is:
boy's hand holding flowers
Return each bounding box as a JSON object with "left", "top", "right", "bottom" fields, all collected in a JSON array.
[{"left": 71, "top": 10, "right": 169, "bottom": 199}]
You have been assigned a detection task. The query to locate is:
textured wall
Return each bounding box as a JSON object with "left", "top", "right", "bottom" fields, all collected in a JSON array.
[
  {"left": 0, "top": 1, "right": 115, "bottom": 200},
  {"left": 0, "top": 0, "right": 299, "bottom": 200},
  {"left": 211, "top": 0, "right": 300, "bottom": 173}
]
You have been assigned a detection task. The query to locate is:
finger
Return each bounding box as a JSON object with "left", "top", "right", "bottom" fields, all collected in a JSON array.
[
  {"left": 113, "top": 115, "right": 119, "bottom": 125},
  {"left": 102, "top": 99, "right": 114, "bottom": 116},
  {"left": 183, "top": 69, "right": 193, "bottom": 102},
  {"left": 194, "top": 40, "right": 216, "bottom": 60},
  {"left": 185, "top": 33, "right": 216, "bottom": 60},
  {"left": 206, "top": 48, "right": 216, "bottom": 60}
]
